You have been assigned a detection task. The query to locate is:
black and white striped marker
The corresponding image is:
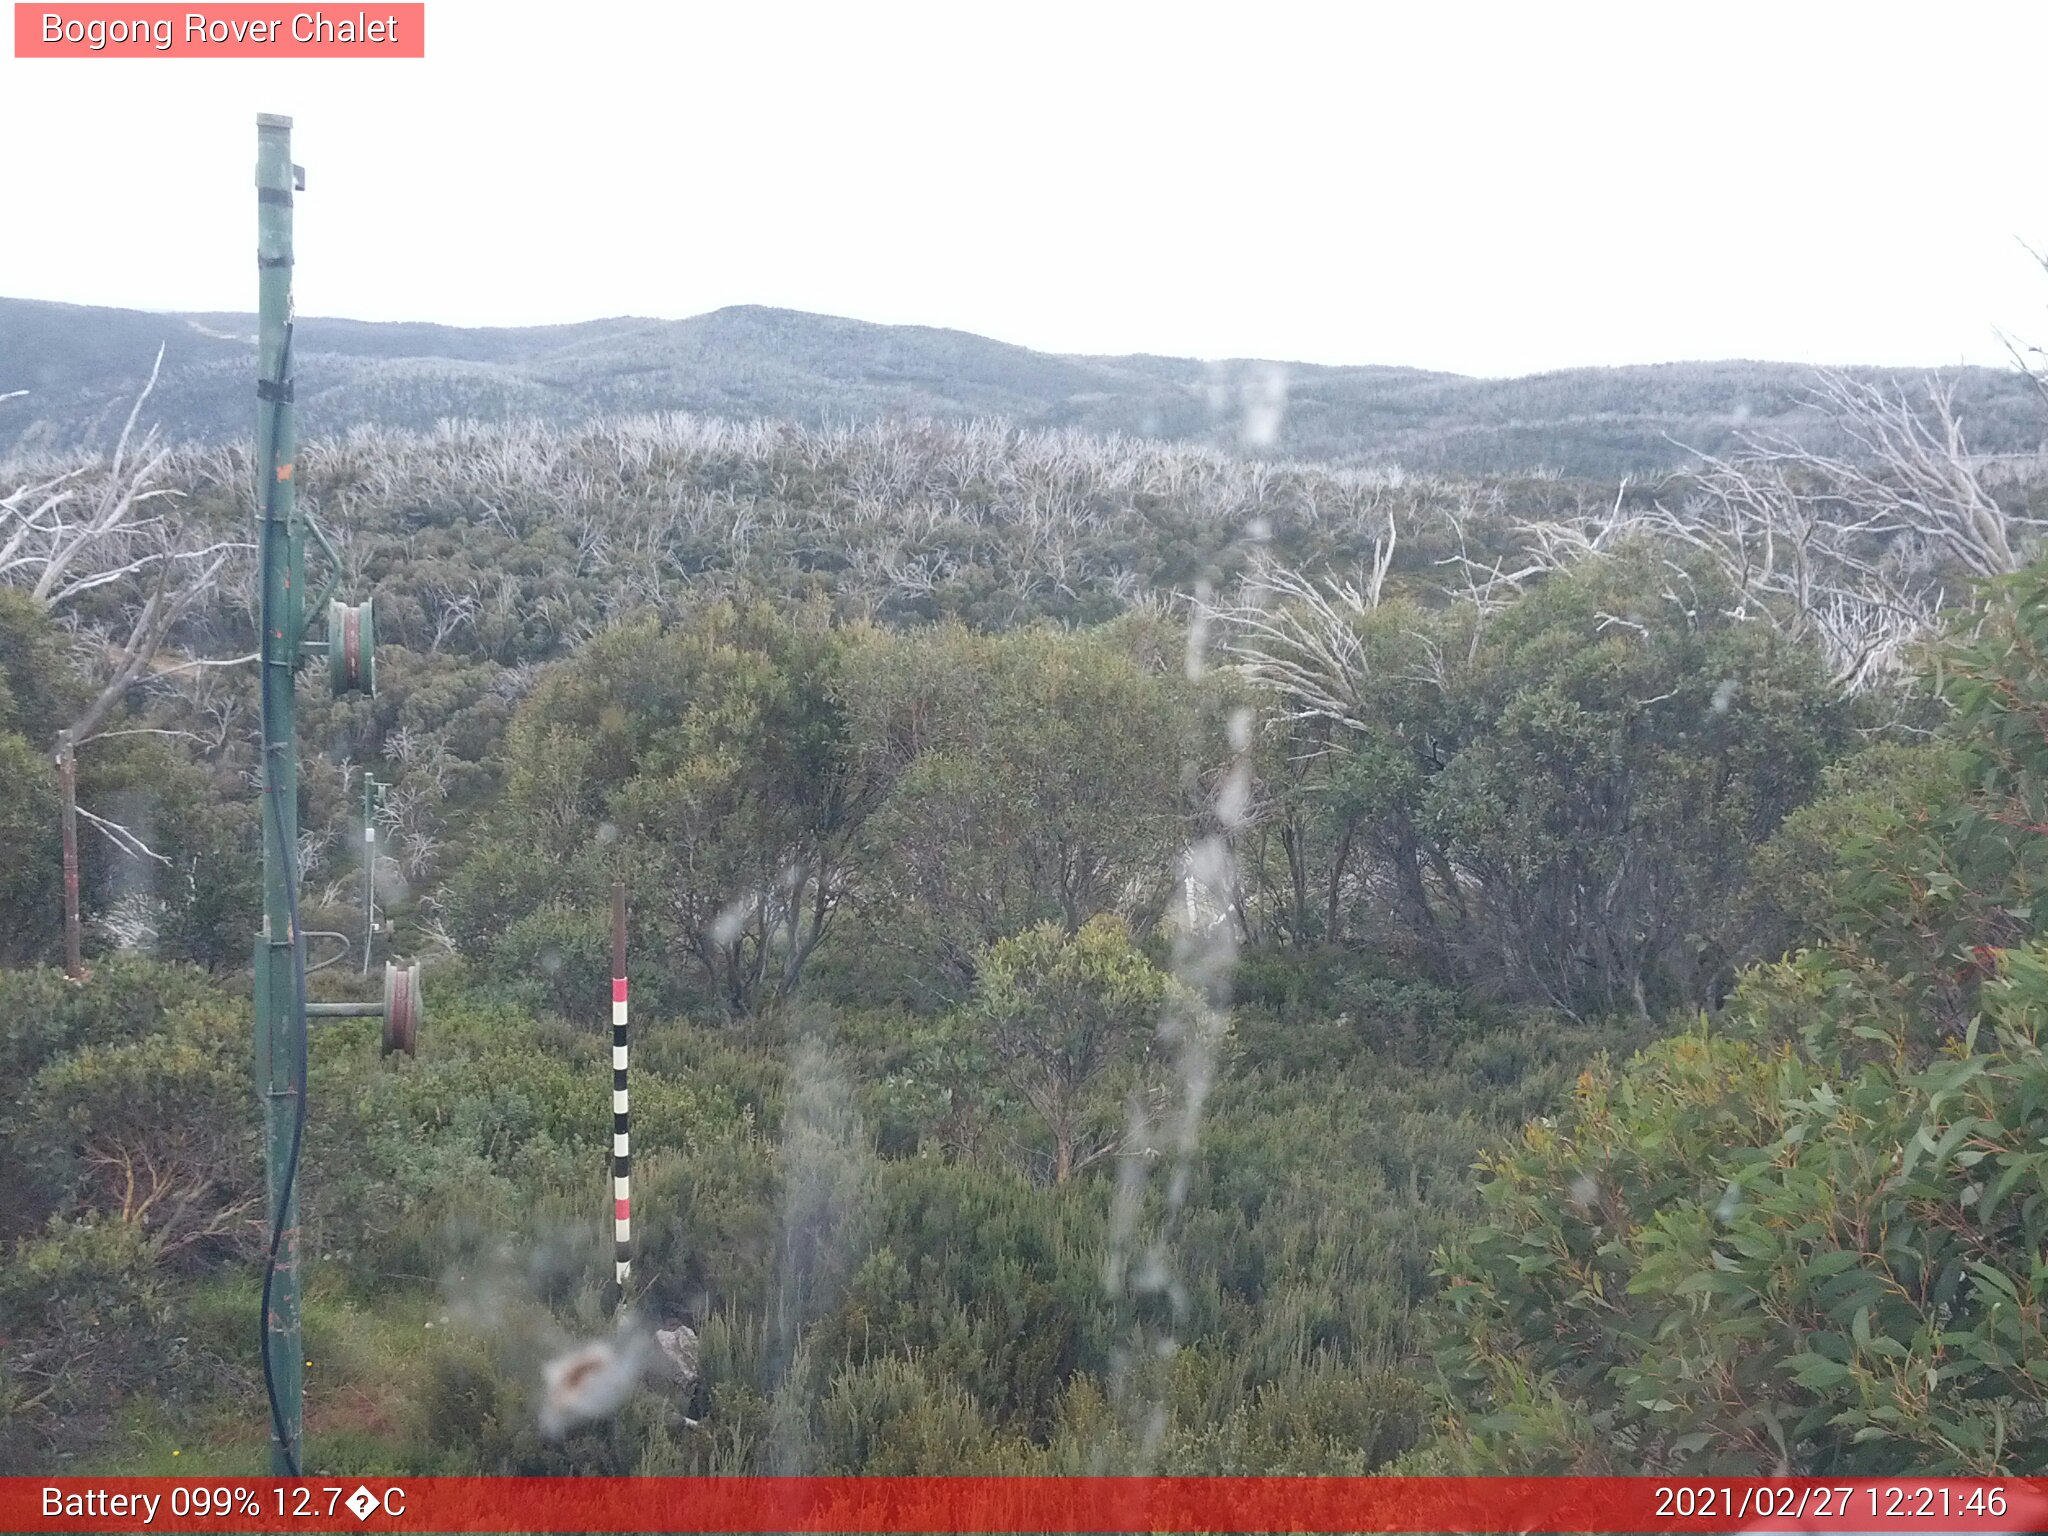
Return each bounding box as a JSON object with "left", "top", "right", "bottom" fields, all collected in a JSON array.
[{"left": 610, "top": 882, "right": 630, "bottom": 1291}]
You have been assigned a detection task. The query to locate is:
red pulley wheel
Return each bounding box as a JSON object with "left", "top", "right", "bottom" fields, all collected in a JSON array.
[{"left": 381, "top": 960, "right": 421, "bottom": 1055}]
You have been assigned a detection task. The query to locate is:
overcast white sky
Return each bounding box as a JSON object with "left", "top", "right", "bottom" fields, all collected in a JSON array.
[{"left": 1, "top": 1, "right": 2043, "bottom": 377}]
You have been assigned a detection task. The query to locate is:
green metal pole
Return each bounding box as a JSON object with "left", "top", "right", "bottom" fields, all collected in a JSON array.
[
  {"left": 361, "top": 774, "right": 376, "bottom": 976},
  {"left": 254, "top": 111, "right": 305, "bottom": 1477}
]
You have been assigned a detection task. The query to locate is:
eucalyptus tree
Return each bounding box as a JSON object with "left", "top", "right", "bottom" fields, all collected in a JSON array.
[
  {"left": 447, "top": 600, "right": 886, "bottom": 1016},
  {"left": 836, "top": 619, "right": 1202, "bottom": 1003},
  {"left": 1215, "top": 549, "right": 1849, "bottom": 1016}
]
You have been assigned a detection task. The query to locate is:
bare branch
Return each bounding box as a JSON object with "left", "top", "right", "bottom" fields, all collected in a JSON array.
[{"left": 75, "top": 804, "right": 173, "bottom": 867}]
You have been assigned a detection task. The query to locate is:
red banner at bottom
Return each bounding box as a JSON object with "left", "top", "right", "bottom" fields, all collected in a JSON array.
[{"left": 11, "top": 1476, "right": 2048, "bottom": 1533}]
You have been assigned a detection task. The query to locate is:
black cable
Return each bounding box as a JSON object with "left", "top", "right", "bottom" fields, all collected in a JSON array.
[{"left": 256, "top": 322, "right": 308, "bottom": 1478}]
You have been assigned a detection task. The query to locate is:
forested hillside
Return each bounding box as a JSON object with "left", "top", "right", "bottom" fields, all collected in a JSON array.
[
  {"left": 6, "top": 357, "right": 2048, "bottom": 1476},
  {"left": 6, "top": 294, "right": 2044, "bottom": 476}
]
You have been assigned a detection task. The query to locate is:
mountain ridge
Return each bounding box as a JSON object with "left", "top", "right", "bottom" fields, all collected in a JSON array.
[{"left": 4, "top": 295, "right": 2040, "bottom": 477}]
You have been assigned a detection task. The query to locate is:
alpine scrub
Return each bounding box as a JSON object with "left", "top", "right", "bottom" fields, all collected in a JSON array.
[{"left": 1435, "top": 562, "right": 2048, "bottom": 1476}]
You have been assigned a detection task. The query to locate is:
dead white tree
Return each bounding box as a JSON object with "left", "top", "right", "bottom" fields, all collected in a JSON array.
[
  {"left": 1451, "top": 372, "right": 2044, "bottom": 695},
  {"left": 1650, "top": 373, "right": 2042, "bottom": 690},
  {"left": 423, "top": 574, "right": 482, "bottom": 652},
  {"left": 1201, "top": 510, "right": 1397, "bottom": 735},
  {"left": 0, "top": 352, "right": 248, "bottom": 974}
]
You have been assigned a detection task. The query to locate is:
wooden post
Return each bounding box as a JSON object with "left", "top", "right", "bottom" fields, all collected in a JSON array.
[{"left": 58, "top": 728, "right": 82, "bottom": 979}]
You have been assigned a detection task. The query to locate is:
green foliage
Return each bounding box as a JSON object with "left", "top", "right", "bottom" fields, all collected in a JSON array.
[
  {"left": 139, "top": 758, "right": 262, "bottom": 973},
  {"left": 1437, "top": 553, "right": 1846, "bottom": 1011},
  {"left": 1250, "top": 550, "right": 1851, "bottom": 1015},
  {"left": 0, "top": 1218, "right": 182, "bottom": 1466},
  {"left": 1757, "top": 742, "right": 1965, "bottom": 952},
  {"left": 832, "top": 621, "right": 1203, "bottom": 1003},
  {"left": 1439, "top": 971, "right": 2048, "bottom": 1473},
  {"left": 1766, "top": 580, "right": 2048, "bottom": 1032},
  {"left": 1234, "top": 1362, "right": 1428, "bottom": 1473},
  {"left": 0, "top": 588, "right": 85, "bottom": 740},
  {"left": 17, "top": 998, "right": 258, "bottom": 1262},
  {"left": 447, "top": 602, "right": 870, "bottom": 1016},
  {"left": 452, "top": 610, "right": 1219, "bottom": 1016},
  {"left": 1, "top": 398, "right": 1927, "bottom": 1480},
  {"left": 0, "top": 934, "right": 1632, "bottom": 1476},
  {"left": 967, "top": 916, "right": 1180, "bottom": 1184},
  {"left": 0, "top": 731, "right": 61, "bottom": 966},
  {"left": 1232, "top": 948, "right": 1476, "bottom": 1071},
  {"left": 0, "top": 960, "right": 226, "bottom": 1231},
  {"left": 486, "top": 903, "right": 615, "bottom": 1019},
  {"left": 0, "top": 965, "right": 257, "bottom": 1464},
  {"left": 0, "top": 592, "right": 76, "bottom": 964},
  {"left": 1437, "top": 555, "right": 2048, "bottom": 1474}
]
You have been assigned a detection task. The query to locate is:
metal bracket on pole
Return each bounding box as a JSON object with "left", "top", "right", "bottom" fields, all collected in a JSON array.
[
  {"left": 306, "top": 960, "right": 423, "bottom": 1054},
  {"left": 302, "top": 513, "right": 346, "bottom": 622}
]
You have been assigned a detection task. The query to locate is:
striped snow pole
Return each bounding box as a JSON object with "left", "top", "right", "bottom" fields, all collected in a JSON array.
[{"left": 610, "top": 881, "right": 631, "bottom": 1293}]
